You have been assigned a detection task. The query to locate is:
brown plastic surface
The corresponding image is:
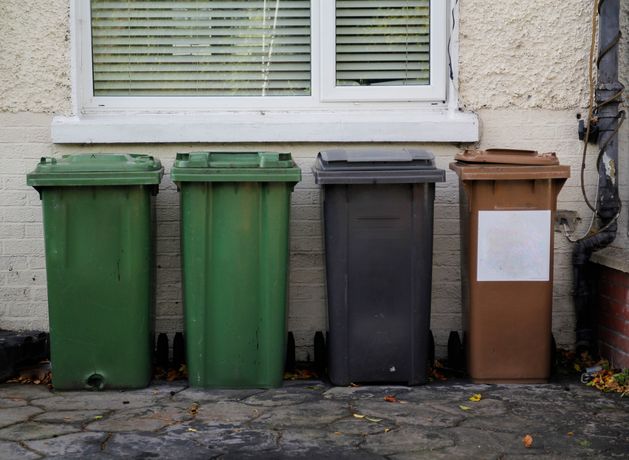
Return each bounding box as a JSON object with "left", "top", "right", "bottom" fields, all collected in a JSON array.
[
  {"left": 450, "top": 160, "right": 570, "bottom": 383},
  {"left": 455, "top": 149, "right": 560, "bottom": 166}
]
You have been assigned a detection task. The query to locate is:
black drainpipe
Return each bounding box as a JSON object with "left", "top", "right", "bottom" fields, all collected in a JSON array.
[{"left": 573, "top": 0, "right": 624, "bottom": 354}]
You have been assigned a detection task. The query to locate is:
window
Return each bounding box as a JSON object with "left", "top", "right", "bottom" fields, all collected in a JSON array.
[
  {"left": 90, "top": 0, "right": 312, "bottom": 98},
  {"left": 54, "top": 0, "right": 478, "bottom": 143},
  {"left": 321, "top": 1, "right": 445, "bottom": 101}
]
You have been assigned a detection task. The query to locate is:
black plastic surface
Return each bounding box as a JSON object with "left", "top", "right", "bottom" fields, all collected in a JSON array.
[
  {"left": 0, "top": 330, "right": 49, "bottom": 381},
  {"left": 313, "top": 149, "right": 445, "bottom": 184},
  {"left": 315, "top": 149, "right": 443, "bottom": 385}
]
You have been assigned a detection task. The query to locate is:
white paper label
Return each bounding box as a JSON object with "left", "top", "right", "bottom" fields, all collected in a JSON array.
[{"left": 477, "top": 210, "right": 551, "bottom": 282}]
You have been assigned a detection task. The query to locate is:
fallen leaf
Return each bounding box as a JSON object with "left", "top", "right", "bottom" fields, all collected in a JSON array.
[
  {"left": 469, "top": 393, "right": 482, "bottom": 402},
  {"left": 523, "top": 434, "right": 533, "bottom": 448},
  {"left": 578, "top": 439, "right": 591, "bottom": 448},
  {"left": 187, "top": 428, "right": 197, "bottom": 433},
  {"left": 187, "top": 403, "right": 199, "bottom": 416},
  {"left": 350, "top": 383, "right": 360, "bottom": 387},
  {"left": 567, "top": 432, "right": 574, "bottom": 437},
  {"left": 334, "top": 431, "right": 342, "bottom": 436},
  {"left": 384, "top": 428, "right": 391, "bottom": 433},
  {"left": 459, "top": 405, "right": 471, "bottom": 411},
  {"left": 353, "top": 413, "right": 365, "bottom": 419},
  {"left": 93, "top": 415, "right": 103, "bottom": 420},
  {"left": 384, "top": 395, "right": 398, "bottom": 403},
  {"left": 365, "top": 416, "right": 382, "bottom": 423}
]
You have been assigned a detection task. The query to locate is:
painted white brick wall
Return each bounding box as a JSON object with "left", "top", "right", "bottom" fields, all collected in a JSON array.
[
  {"left": 1, "top": 0, "right": 627, "bottom": 362},
  {"left": 2, "top": 108, "right": 618, "bottom": 360}
]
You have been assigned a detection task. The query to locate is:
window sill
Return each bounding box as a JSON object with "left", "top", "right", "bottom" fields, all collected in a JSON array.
[
  {"left": 51, "top": 109, "right": 479, "bottom": 144},
  {"left": 590, "top": 246, "right": 629, "bottom": 274}
]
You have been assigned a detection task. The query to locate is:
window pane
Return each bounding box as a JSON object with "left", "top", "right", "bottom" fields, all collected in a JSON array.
[
  {"left": 91, "top": 0, "right": 311, "bottom": 97},
  {"left": 336, "top": 0, "right": 430, "bottom": 87}
]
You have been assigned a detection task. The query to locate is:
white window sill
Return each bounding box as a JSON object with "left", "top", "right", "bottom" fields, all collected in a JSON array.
[
  {"left": 590, "top": 246, "right": 629, "bottom": 274},
  {"left": 51, "top": 109, "right": 479, "bottom": 144}
]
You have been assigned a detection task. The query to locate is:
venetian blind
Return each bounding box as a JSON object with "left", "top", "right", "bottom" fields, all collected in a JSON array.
[
  {"left": 90, "top": 1, "right": 311, "bottom": 97},
  {"left": 336, "top": 0, "right": 430, "bottom": 87}
]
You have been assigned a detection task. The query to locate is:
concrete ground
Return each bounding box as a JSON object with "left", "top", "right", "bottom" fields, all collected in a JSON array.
[{"left": 0, "top": 378, "right": 627, "bottom": 459}]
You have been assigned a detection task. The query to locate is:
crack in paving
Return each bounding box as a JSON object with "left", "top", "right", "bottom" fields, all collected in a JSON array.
[
  {"left": 99, "top": 432, "right": 112, "bottom": 451},
  {"left": 18, "top": 439, "right": 44, "bottom": 458}
]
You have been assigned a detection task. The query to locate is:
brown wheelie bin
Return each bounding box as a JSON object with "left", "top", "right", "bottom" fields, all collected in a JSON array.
[{"left": 450, "top": 149, "right": 570, "bottom": 383}]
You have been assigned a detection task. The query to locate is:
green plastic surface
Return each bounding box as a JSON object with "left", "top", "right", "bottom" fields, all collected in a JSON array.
[
  {"left": 29, "top": 153, "right": 162, "bottom": 390},
  {"left": 170, "top": 151, "right": 301, "bottom": 182},
  {"left": 173, "top": 152, "right": 301, "bottom": 388},
  {"left": 27, "top": 153, "right": 163, "bottom": 187}
]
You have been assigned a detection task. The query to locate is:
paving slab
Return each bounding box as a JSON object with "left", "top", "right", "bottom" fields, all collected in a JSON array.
[
  {"left": 0, "top": 405, "right": 43, "bottom": 429},
  {"left": 0, "top": 396, "right": 28, "bottom": 408},
  {"left": 361, "top": 426, "right": 455, "bottom": 456},
  {"left": 30, "top": 391, "right": 163, "bottom": 411},
  {"left": 0, "top": 421, "right": 78, "bottom": 441},
  {"left": 0, "top": 377, "right": 626, "bottom": 458},
  {"left": 173, "top": 387, "right": 265, "bottom": 404},
  {"left": 85, "top": 405, "right": 192, "bottom": 432},
  {"left": 0, "top": 440, "right": 42, "bottom": 460},
  {"left": 193, "top": 400, "right": 265, "bottom": 424},
  {"left": 251, "top": 399, "right": 349, "bottom": 428},
  {"left": 24, "top": 432, "right": 109, "bottom": 458},
  {"left": 32, "top": 409, "right": 110, "bottom": 425},
  {"left": 0, "top": 384, "right": 54, "bottom": 401}
]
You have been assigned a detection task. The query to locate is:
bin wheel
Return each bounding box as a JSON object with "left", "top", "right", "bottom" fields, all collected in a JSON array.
[
  {"left": 550, "top": 333, "right": 557, "bottom": 375},
  {"left": 427, "top": 330, "right": 435, "bottom": 368},
  {"left": 172, "top": 332, "right": 185, "bottom": 367},
  {"left": 447, "top": 331, "right": 464, "bottom": 371},
  {"left": 314, "top": 331, "right": 326, "bottom": 377},
  {"left": 285, "top": 332, "right": 296, "bottom": 373},
  {"left": 155, "top": 333, "right": 169, "bottom": 369}
]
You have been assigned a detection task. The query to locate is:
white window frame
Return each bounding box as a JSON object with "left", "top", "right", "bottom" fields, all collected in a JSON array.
[
  {"left": 320, "top": 1, "right": 447, "bottom": 102},
  {"left": 53, "top": 0, "right": 478, "bottom": 144}
]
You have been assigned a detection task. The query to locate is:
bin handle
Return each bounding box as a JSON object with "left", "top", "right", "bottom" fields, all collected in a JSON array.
[{"left": 483, "top": 149, "right": 538, "bottom": 156}]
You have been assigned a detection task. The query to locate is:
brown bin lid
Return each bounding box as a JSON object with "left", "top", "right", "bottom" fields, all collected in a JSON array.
[
  {"left": 454, "top": 149, "right": 559, "bottom": 165},
  {"left": 449, "top": 148, "right": 570, "bottom": 181}
]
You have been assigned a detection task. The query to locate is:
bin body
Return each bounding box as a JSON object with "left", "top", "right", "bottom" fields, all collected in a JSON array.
[
  {"left": 171, "top": 152, "right": 300, "bottom": 388},
  {"left": 314, "top": 149, "right": 445, "bottom": 386},
  {"left": 450, "top": 149, "right": 570, "bottom": 383},
  {"left": 27, "top": 154, "right": 163, "bottom": 390}
]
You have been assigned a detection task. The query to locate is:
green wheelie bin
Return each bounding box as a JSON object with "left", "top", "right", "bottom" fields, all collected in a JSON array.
[
  {"left": 27, "top": 153, "right": 163, "bottom": 390},
  {"left": 171, "top": 152, "right": 301, "bottom": 388}
]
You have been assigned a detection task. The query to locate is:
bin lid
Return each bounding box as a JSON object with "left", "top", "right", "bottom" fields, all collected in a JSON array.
[
  {"left": 170, "top": 152, "right": 301, "bottom": 183},
  {"left": 450, "top": 149, "right": 570, "bottom": 181},
  {"left": 454, "top": 149, "right": 559, "bottom": 165},
  {"left": 26, "top": 153, "right": 164, "bottom": 187},
  {"left": 313, "top": 148, "right": 445, "bottom": 184}
]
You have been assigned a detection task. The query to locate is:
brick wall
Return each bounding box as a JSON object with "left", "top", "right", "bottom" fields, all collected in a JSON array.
[
  {"left": 592, "top": 264, "right": 629, "bottom": 369},
  {"left": 1, "top": 109, "right": 606, "bottom": 362}
]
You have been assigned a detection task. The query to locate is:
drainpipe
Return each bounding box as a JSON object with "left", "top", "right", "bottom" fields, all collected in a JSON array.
[{"left": 573, "top": 0, "right": 624, "bottom": 354}]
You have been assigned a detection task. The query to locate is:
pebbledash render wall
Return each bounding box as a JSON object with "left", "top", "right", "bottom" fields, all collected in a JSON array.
[{"left": 1, "top": 1, "right": 627, "bottom": 359}]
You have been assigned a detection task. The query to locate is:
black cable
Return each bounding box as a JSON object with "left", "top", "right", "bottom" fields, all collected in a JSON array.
[
  {"left": 597, "top": 31, "right": 622, "bottom": 67},
  {"left": 447, "top": 0, "right": 459, "bottom": 81}
]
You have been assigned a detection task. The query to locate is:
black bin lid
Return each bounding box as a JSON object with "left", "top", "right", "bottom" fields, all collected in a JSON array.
[{"left": 313, "top": 148, "right": 445, "bottom": 184}]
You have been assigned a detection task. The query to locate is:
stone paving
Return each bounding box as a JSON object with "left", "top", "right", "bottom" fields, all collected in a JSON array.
[{"left": 0, "top": 378, "right": 627, "bottom": 459}]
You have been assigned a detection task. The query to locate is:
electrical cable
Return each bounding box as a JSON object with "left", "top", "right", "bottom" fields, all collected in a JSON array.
[
  {"left": 564, "top": 0, "right": 625, "bottom": 242},
  {"left": 578, "top": 0, "right": 601, "bottom": 214},
  {"left": 447, "top": 0, "right": 459, "bottom": 82}
]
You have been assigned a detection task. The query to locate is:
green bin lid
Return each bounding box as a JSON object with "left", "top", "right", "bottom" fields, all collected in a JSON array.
[
  {"left": 170, "top": 152, "right": 301, "bottom": 183},
  {"left": 26, "top": 153, "right": 163, "bottom": 187}
]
